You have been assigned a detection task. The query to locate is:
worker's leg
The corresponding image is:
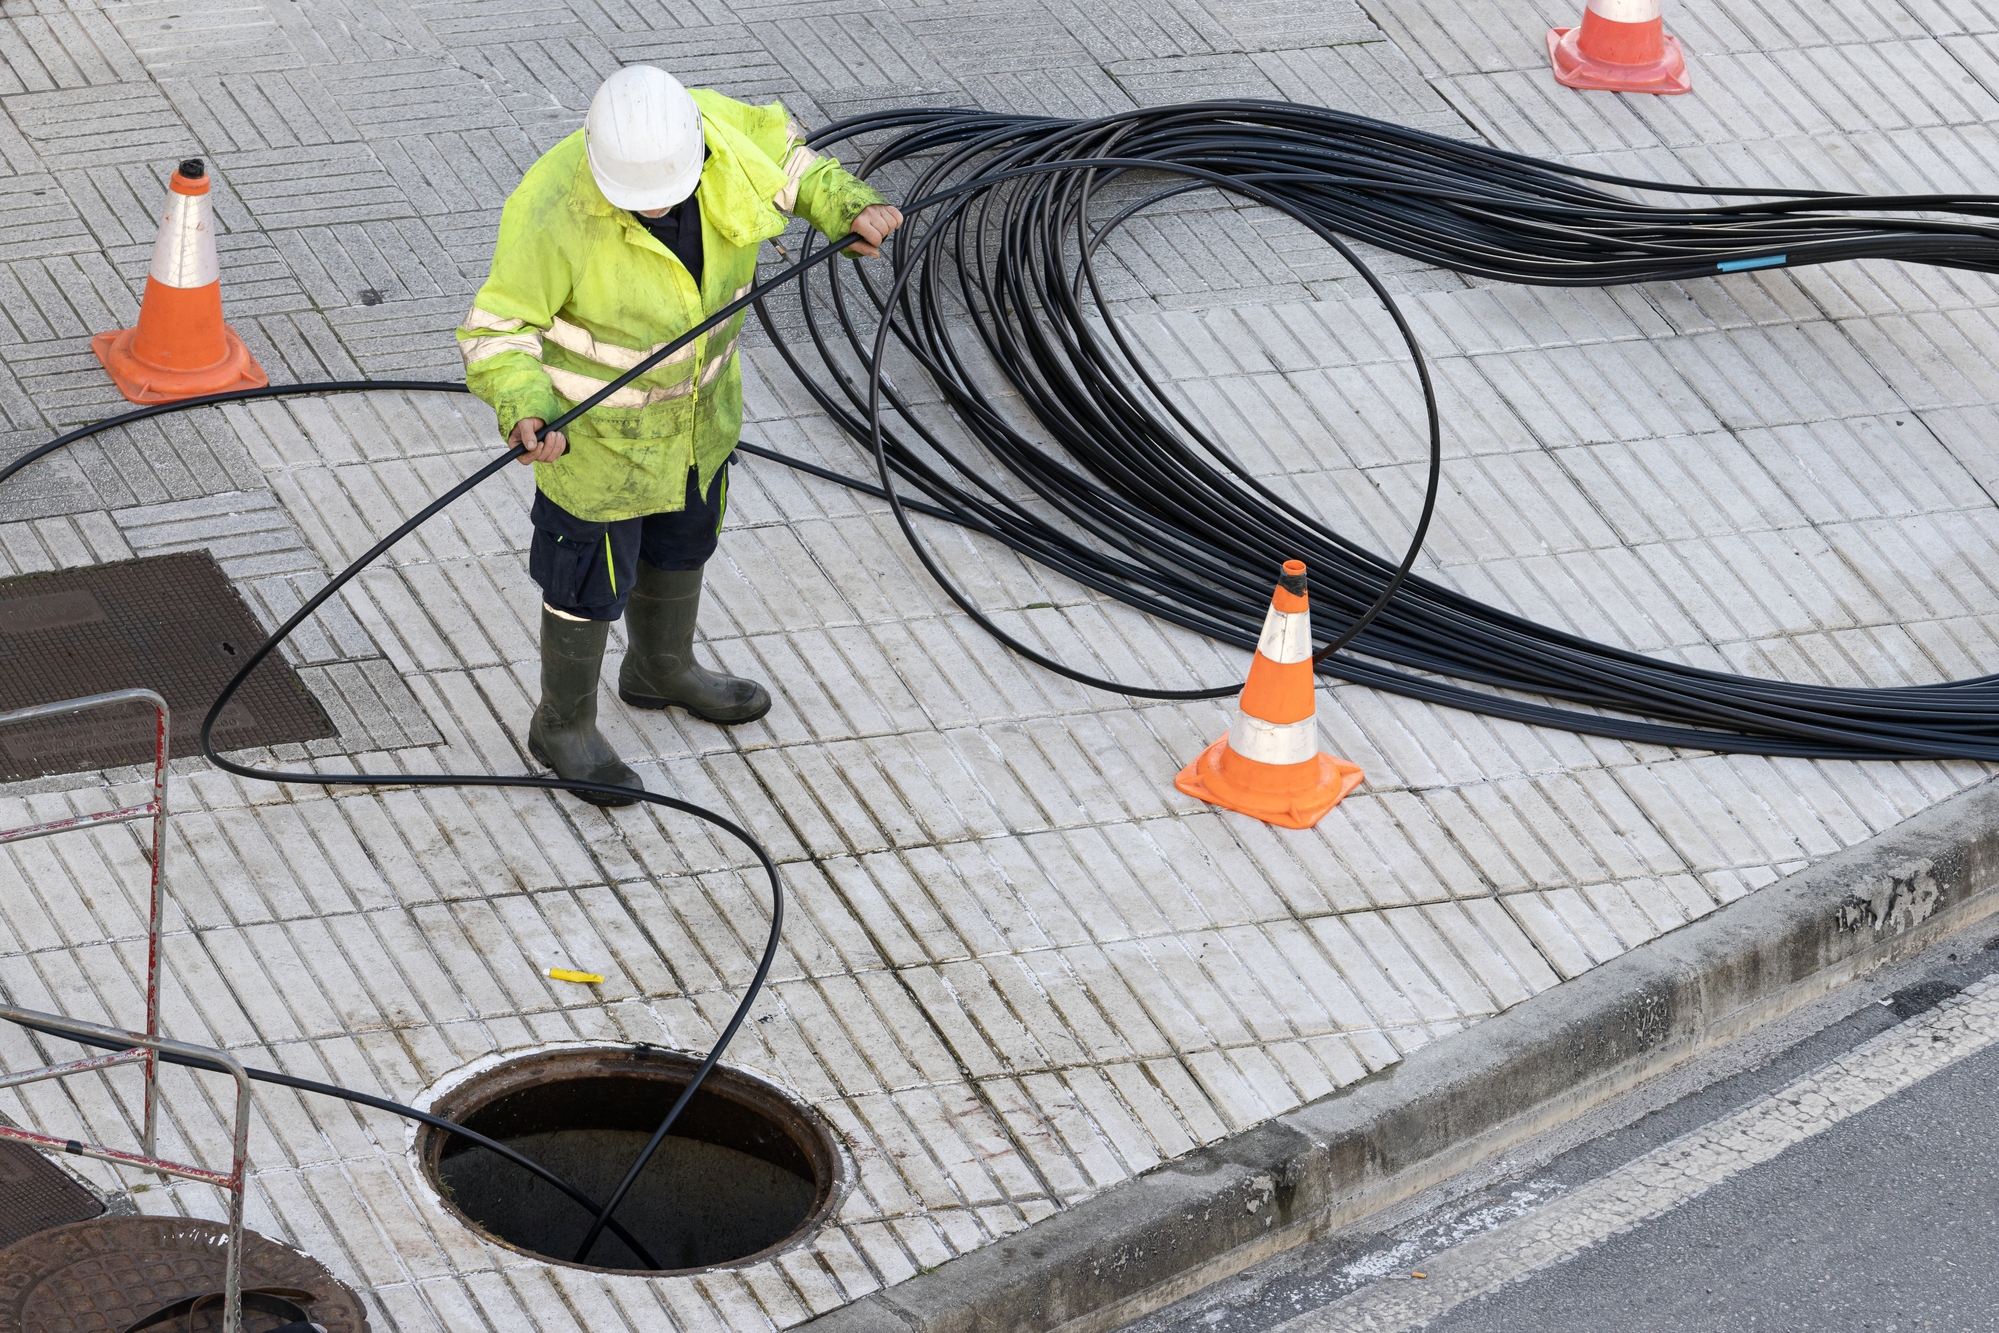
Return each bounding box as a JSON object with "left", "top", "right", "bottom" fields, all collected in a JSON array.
[
  {"left": 526, "top": 494, "right": 645, "bottom": 805},
  {"left": 618, "top": 464, "right": 772, "bottom": 725}
]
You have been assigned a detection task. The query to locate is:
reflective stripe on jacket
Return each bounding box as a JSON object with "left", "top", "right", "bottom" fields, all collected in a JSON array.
[{"left": 457, "top": 90, "right": 883, "bottom": 522}]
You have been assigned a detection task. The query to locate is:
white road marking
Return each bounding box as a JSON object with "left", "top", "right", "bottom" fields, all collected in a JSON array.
[{"left": 1274, "top": 976, "right": 1999, "bottom": 1332}]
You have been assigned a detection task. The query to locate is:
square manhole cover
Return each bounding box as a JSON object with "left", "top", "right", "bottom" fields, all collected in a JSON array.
[
  {"left": 0, "top": 550, "right": 334, "bottom": 781},
  {"left": 0, "top": 1140, "right": 103, "bottom": 1249}
]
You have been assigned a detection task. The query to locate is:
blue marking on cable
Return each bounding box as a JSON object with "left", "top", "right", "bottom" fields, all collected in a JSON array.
[{"left": 1718, "top": 254, "right": 1786, "bottom": 272}]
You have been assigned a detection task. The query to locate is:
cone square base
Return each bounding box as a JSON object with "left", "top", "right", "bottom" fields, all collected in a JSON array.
[
  {"left": 92, "top": 323, "right": 268, "bottom": 405},
  {"left": 1546, "top": 27, "right": 1690, "bottom": 94},
  {"left": 1174, "top": 737, "right": 1364, "bottom": 830}
]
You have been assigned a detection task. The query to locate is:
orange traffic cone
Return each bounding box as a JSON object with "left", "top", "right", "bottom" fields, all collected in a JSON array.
[
  {"left": 93, "top": 158, "right": 267, "bottom": 404},
  {"left": 1547, "top": 0, "right": 1690, "bottom": 95},
  {"left": 1175, "top": 560, "right": 1364, "bottom": 829}
]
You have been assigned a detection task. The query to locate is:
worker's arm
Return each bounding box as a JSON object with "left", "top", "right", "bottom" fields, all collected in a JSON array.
[
  {"left": 771, "top": 115, "right": 901, "bottom": 254},
  {"left": 456, "top": 188, "right": 574, "bottom": 463}
]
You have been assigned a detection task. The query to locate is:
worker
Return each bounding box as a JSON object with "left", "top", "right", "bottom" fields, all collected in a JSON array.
[{"left": 456, "top": 67, "right": 902, "bottom": 807}]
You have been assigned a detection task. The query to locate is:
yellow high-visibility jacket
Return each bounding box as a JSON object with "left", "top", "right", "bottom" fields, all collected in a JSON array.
[{"left": 456, "top": 90, "right": 883, "bottom": 522}]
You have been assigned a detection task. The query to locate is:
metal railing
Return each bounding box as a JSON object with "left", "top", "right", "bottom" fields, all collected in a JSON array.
[
  {"left": 1, "top": 688, "right": 171, "bottom": 1155},
  {"left": 0, "top": 1011, "right": 251, "bottom": 1333},
  {"left": 0, "top": 689, "right": 253, "bottom": 1333}
]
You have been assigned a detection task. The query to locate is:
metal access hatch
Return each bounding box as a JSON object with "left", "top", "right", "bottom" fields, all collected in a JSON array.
[
  {"left": 0, "top": 550, "right": 333, "bottom": 781},
  {"left": 0, "top": 1141, "right": 102, "bottom": 1251}
]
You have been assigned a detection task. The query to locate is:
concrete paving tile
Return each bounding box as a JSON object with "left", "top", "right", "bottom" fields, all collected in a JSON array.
[
  {"left": 4, "top": 842, "right": 91, "bottom": 955},
  {"left": 1253, "top": 42, "right": 1464, "bottom": 130},
  {"left": 379, "top": 1278, "right": 471, "bottom": 1333},
  {"left": 1263, "top": 1037, "right": 1338, "bottom": 1105},
  {"left": 1572, "top": 878, "right": 1668, "bottom": 951},
  {"left": 1179, "top": 1046, "right": 1274, "bottom": 1131},
  {"left": 994, "top": 953, "right": 1124, "bottom": 1072},
  {"left": 1044, "top": 942, "right": 1172, "bottom": 1062},
  {"left": 1183, "top": 928, "right": 1302, "bottom": 1044},
  {"left": 463, "top": 1273, "right": 558, "bottom": 1333},
  {"left": 1057, "top": 1063, "right": 1166, "bottom": 1177},
  {"left": 107, "top": 0, "right": 308, "bottom": 76},
  {"left": 161, "top": 68, "right": 357, "bottom": 155},
  {"left": 6, "top": 83, "right": 192, "bottom": 169},
  {"left": 1545, "top": 883, "right": 1635, "bottom": 965},
  {"left": 1226, "top": 1042, "right": 1307, "bottom": 1119},
  {"left": 1341, "top": 906, "right": 1467, "bottom": 1026},
  {"left": 1612, "top": 873, "right": 1696, "bottom": 934},
  {"left": 632, "top": 1276, "right": 724, "bottom": 1333},
  {"left": 1383, "top": 902, "right": 1505, "bottom": 1018},
  {"left": 1497, "top": 889, "right": 1595, "bottom": 980},
  {"left": 0, "top": 6, "right": 147, "bottom": 92},
  {"left": 1417, "top": 900, "right": 1533, "bottom": 1010},
  {"left": 873, "top": 848, "right": 1001, "bottom": 961},
  {"left": 870, "top": 1086, "right": 1003, "bottom": 1210},
  {"left": 536, "top": 1268, "right": 644, "bottom": 1333},
  {"left": 938, "top": 957, "right": 1066, "bottom": 1074},
  {"left": 735, "top": 1263, "right": 811, "bottom": 1327},
  {"left": 986, "top": 832, "right": 1122, "bottom": 946},
  {"left": 1297, "top": 913, "right": 1421, "bottom": 1031},
  {"left": 662, "top": 869, "right": 781, "bottom": 990},
  {"left": 978, "top": 1075, "right": 1095, "bottom": 1199}
]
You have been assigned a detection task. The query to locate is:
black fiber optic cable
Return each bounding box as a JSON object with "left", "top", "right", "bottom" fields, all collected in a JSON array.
[
  {"left": 763, "top": 101, "right": 1999, "bottom": 759},
  {"left": 0, "top": 239, "right": 863, "bottom": 1268},
  {"left": 9, "top": 1015, "right": 667, "bottom": 1267},
  {"left": 193, "top": 243, "right": 895, "bottom": 1264}
]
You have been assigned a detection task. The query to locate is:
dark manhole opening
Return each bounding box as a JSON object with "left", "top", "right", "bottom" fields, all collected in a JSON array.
[
  {"left": 420, "top": 1048, "right": 843, "bottom": 1274},
  {"left": 0, "top": 550, "right": 333, "bottom": 780}
]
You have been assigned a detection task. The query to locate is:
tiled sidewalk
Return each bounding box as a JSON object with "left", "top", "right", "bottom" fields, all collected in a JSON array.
[{"left": 4, "top": 1, "right": 1999, "bottom": 1328}]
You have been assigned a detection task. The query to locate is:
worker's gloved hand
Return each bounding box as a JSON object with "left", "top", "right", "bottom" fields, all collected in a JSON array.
[
  {"left": 848, "top": 204, "right": 904, "bottom": 258},
  {"left": 511, "top": 417, "right": 567, "bottom": 464}
]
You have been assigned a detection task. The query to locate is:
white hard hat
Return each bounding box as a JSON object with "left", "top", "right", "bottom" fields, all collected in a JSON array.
[{"left": 585, "top": 66, "right": 704, "bottom": 211}]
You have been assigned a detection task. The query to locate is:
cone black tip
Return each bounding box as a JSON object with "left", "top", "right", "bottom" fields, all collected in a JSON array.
[
  {"left": 178, "top": 157, "right": 206, "bottom": 180},
  {"left": 1278, "top": 569, "right": 1307, "bottom": 596}
]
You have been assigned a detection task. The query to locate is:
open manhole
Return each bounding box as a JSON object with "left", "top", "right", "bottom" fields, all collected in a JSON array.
[
  {"left": 418, "top": 1047, "right": 843, "bottom": 1273},
  {"left": 0, "top": 550, "right": 333, "bottom": 780}
]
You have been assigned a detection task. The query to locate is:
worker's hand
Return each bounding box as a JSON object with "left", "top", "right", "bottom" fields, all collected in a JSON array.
[
  {"left": 848, "top": 204, "right": 904, "bottom": 258},
  {"left": 510, "top": 418, "right": 566, "bottom": 464}
]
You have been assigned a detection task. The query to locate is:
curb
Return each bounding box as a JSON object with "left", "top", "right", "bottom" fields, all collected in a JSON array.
[{"left": 805, "top": 776, "right": 1999, "bottom": 1333}]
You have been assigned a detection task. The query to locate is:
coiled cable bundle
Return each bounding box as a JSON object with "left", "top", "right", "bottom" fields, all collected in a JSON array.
[{"left": 761, "top": 101, "right": 1999, "bottom": 760}]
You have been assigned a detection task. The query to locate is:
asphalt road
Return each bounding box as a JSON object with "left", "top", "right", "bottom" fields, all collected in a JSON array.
[{"left": 1121, "top": 934, "right": 1999, "bottom": 1333}]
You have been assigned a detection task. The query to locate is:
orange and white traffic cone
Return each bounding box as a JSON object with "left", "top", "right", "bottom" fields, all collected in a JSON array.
[
  {"left": 1547, "top": 0, "right": 1690, "bottom": 95},
  {"left": 93, "top": 158, "right": 267, "bottom": 404},
  {"left": 1175, "top": 560, "right": 1364, "bottom": 830}
]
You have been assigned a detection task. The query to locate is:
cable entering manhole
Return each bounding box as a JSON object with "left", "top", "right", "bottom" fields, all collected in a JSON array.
[{"left": 418, "top": 1048, "right": 842, "bottom": 1273}]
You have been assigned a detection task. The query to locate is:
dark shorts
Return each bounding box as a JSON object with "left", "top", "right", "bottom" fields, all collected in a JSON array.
[{"left": 528, "top": 465, "right": 728, "bottom": 622}]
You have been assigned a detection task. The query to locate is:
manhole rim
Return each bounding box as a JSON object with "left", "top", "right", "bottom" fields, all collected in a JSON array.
[{"left": 407, "top": 1041, "right": 849, "bottom": 1276}]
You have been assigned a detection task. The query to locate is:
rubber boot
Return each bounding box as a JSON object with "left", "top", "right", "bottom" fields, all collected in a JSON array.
[
  {"left": 528, "top": 609, "right": 644, "bottom": 807},
  {"left": 618, "top": 564, "right": 772, "bottom": 724}
]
